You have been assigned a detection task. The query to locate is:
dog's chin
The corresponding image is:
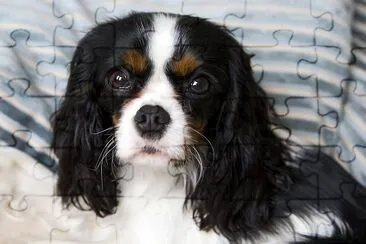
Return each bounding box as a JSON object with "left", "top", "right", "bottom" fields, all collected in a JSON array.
[{"left": 123, "top": 146, "right": 179, "bottom": 168}]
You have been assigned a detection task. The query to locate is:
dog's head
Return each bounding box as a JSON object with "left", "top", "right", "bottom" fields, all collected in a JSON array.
[{"left": 52, "top": 12, "right": 288, "bottom": 242}]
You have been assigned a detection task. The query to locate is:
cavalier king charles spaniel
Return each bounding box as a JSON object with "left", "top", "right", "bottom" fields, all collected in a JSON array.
[{"left": 51, "top": 12, "right": 366, "bottom": 243}]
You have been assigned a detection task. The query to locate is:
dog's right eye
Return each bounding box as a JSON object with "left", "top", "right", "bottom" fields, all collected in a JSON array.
[{"left": 107, "top": 67, "right": 132, "bottom": 91}]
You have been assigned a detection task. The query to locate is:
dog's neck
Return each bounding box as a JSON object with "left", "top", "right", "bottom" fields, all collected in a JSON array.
[{"left": 119, "top": 159, "right": 186, "bottom": 200}]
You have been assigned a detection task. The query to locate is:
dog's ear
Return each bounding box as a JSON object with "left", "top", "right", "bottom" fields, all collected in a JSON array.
[
  {"left": 51, "top": 45, "right": 118, "bottom": 217},
  {"left": 188, "top": 46, "right": 290, "bottom": 242}
]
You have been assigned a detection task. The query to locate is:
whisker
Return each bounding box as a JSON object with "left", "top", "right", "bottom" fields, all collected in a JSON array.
[
  {"left": 97, "top": 143, "right": 117, "bottom": 172},
  {"left": 95, "top": 136, "right": 116, "bottom": 170},
  {"left": 95, "top": 139, "right": 114, "bottom": 169},
  {"left": 93, "top": 131, "right": 116, "bottom": 171},
  {"left": 96, "top": 141, "right": 117, "bottom": 190},
  {"left": 187, "top": 127, "right": 216, "bottom": 161},
  {"left": 91, "top": 126, "right": 117, "bottom": 135},
  {"left": 100, "top": 161, "right": 103, "bottom": 190},
  {"left": 111, "top": 147, "right": 118, "bottom": 178},
  {"left": 190, "top": 145, "right": 204, "bottom": 184}
]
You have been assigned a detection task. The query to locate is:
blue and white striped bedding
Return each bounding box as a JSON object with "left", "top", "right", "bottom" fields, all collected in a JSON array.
[{"left": 1, "top": 0, "right": 365, "bottom": 183}]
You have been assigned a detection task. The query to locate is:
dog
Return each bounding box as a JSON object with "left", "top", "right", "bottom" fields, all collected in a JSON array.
[{"left": 50, "top": 12, "right": 366, "bottom": 243}]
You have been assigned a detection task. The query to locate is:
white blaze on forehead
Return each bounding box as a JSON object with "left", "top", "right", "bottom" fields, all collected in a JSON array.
[
  {"left": 148, "top": 14, "right": 177, "bottom": 70},
  {"left": 142, "top": 14, "right": 179, "bottom": 102},
  {"left": 115, "top": 14, "right": 187, "bottom": 163}
]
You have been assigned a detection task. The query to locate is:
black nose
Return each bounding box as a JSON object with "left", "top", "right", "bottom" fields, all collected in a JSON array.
[{"left": 134, "top": 105, "right": 171, "bottom": 139}]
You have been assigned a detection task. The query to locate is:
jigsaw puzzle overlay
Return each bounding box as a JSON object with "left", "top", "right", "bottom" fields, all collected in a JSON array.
[{"left": 0, "top": 0, "right": 365, "bottom": 243}]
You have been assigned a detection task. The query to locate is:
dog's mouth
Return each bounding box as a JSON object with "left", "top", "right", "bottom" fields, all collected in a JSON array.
[
  {"left": 133, "top": 145, "right": 169, "bottom": 158},
  {"left": 126, "top": 144, "right": 186, "bottom": 163},
  {"left": 141, "top": 146, "right": 159, "bottom": 154}
]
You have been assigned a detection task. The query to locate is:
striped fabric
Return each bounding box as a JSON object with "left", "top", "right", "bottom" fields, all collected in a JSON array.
[{"left": 0, "top": 0, "right": 365, "bottom": 183}]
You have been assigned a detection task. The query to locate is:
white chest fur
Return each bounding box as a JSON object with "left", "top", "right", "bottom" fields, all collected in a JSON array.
[
  {"left": 0, "top": 149, "right": 338, "bottom": 244},
  {"left": 112, "top": 163, "right": 228, "bottom": 244}
]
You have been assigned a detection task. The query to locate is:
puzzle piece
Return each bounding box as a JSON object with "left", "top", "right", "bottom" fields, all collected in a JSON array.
[
  {"left": 282, "top": 165, "right": 366, "bottom": 240},
  {"left": 311, "top": 0, "right": 354, "bottom": 62},
  {"left": 0, "top": 76, "right": 55, "bottom": 160},
  {"left": 0, "top": 129, "right": 55, "bottom": 170},
  {"left": 183, "top": 0, "right": 245, "bottom": 26},
  {"left": 0, "top": 29, "right": 58, "bottom": 169},
  {"left": 318, "top": 81, "right": 366, "bottom": 181},
  {"left": 96, "top": 0, "right": 183, "bottom": 22},
  {"left": 0, "top": 196, "right": 56, "bottom": 243},
  {"left": 1, "top": 30, "right": 38, "bottom": 91},
  {"left": 52, "top": 0, "right": 115, "bottom": 47},
  {"left": 352, "top": 0, "right": 366, "bottom": 49},
  {"left": 50, "top": 206, "right": 118, "bottom": 244},
  {"left": 283, "top": 200, "right": 339, "bottom": 241},
  {"left": 298, "top": 46, "right": 350, "bottom": 97},
  {"left": 0, "top": 147, "right": 54, "bottom": 195},
  {"left": 0, "top": 29, "right": 57, "bottom": 98},
  {"left": 247, "top": 31, "right": 317, "bottom": 115},
  {"left": 0, "top": 149, "right": 57, "bottom": 243},
  {"left": 350, "top": 48, "right": 366, "bottom": 96},
  {"left": 36, "top": 46, "right": 74, "bottom": 98},
  {"left": 272, "top": 97, "right": 337, "bottom": 150},
  {"left": 0, "top": 0, "right": 70, "bottom": 47},
  {"left": 224, "top": 0, "right": 332, "bottom": 47}
]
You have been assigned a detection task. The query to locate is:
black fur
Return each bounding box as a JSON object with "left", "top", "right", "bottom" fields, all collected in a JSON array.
[
  {"left": 51, "top": 44, "right": 119, "bottom": 216},
  {"left": 185, "top": 44, "right": 291, "bottom": 242},
  {"left": 51, "top": 12, "right": 366, "bottom": 243}
]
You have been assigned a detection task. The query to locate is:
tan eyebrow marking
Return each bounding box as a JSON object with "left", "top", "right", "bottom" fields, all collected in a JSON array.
[
  {"left": 112, "top": 113, "right": 120, "bottom": 126},
  {"left": 171, "top": 54, "right": 201, "bottom": 76},
  {"left": 121, "top": 49, "right": 147, "bottom": 73}
]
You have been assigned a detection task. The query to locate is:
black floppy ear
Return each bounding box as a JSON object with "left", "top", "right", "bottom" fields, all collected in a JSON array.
[
  {"left": 51, "top": 46, "right": 118, "bottom": 217},
  {"left": 189, "top": 46, "right": 289, "bottom": 242}
]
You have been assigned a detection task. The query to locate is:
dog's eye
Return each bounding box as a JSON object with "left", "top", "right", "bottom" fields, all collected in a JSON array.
[
  {"left": 189, "top": 76, "right": 210, "bottom": 94},
  {"left": 107, "top": 68, "right": 132, "bottom": 91}
]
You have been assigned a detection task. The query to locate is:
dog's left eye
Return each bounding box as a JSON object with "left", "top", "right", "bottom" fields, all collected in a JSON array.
[
  {"left": 188, "top": 76, "right": 210, "bottom": 94},
  {"left": 107, "top": 68, "right": 132, "bottom": 91}
]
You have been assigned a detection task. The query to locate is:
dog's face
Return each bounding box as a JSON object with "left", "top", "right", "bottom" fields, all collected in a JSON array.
[
  {"left": 53, "top": 12, "right": 286, "bottom": 242},
  {"left": 79, "top": 13, "right": 236, "bottom": 167},
  {"left": 107, "top": 14, "right": 228, "bottom": 166}
]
